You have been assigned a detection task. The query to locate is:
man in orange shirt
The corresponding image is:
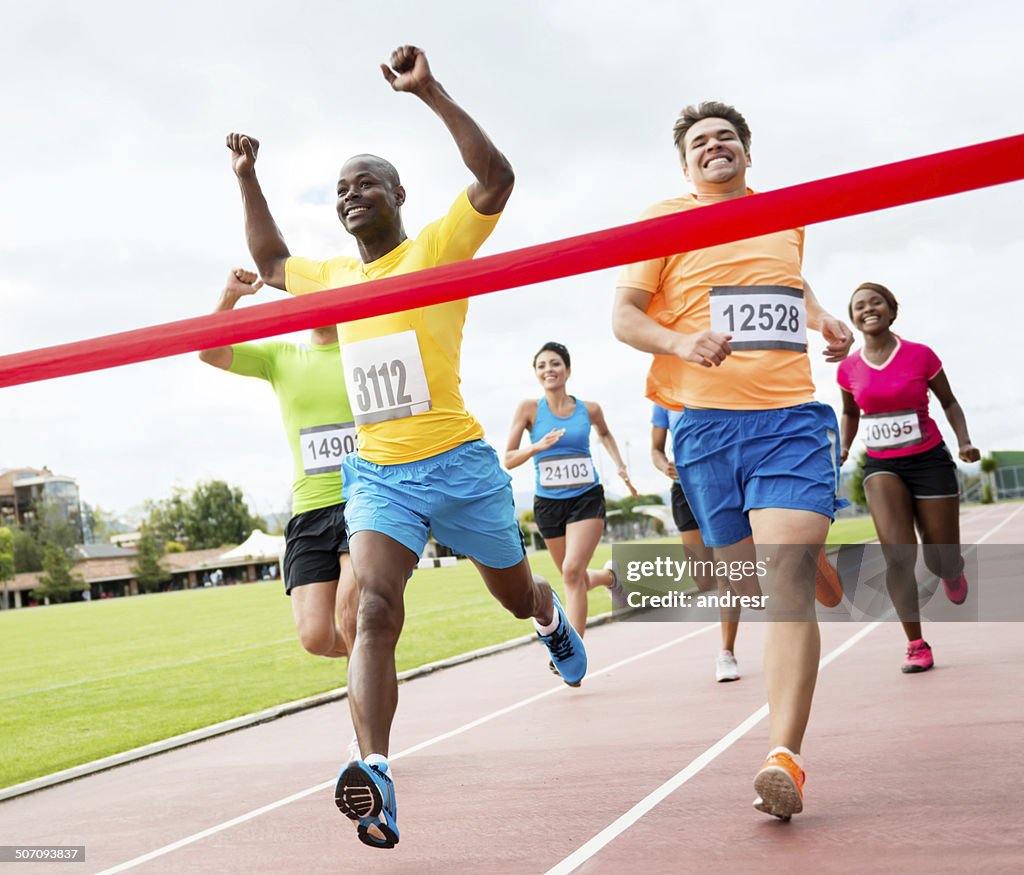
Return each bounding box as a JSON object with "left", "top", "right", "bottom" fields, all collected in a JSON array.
[{"left": 613, "top": 101, "right": 852, "bottom": 821}]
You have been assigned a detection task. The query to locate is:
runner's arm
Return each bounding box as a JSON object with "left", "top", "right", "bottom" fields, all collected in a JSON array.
[
  {"left": 803, "top": 278, "right": 852, "bottom": 362},
  {"left": 613, "top": 286, "right": 732, "bottom": 367},
  {"left": 651, "top": 425, "right": 679, "bottom": 481},
  {"left": 381, "top": 46, "right": 514, "bottom": 215},
  {"left": 504, "top": 400, "right": 558, "bottom": 469},
  {"left": 838, "top": 388, "right": 860, "bottom": 465},
  {"left": 928, "top": 369, "right": 980, "bottom": 462},
  {"left": 198, "top": 269, "right": 264, "bottom": 370},
  {"left": 226, "top": 133, "right": 291, "bottom": 289},
  {"left": 588, "top": 402, "right": 638, "bottom": 495}
]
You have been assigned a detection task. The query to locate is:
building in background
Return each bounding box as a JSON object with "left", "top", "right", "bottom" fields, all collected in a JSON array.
[{"left": 0, "top": 467, "right": 84, "bottom": 542}]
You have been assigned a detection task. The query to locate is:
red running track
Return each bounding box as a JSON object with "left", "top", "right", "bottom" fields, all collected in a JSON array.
[{"left": 1, "top": 503, "right": 1022, "bottom": 874}]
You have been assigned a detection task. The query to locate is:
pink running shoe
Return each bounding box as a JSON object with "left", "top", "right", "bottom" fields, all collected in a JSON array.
[
  {"left": 901, "top": 638, "right": 934, "bottom": 674},
  {"left": 942, "top": 572, "right": 968, "bottom": 605}
]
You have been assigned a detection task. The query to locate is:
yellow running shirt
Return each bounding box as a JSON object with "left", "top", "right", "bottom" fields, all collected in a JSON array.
[
  {"left": 285, "top": 190, "right": 500, "bottom": 464},
  {"left": 618, "top": 192, "right": 815, "bottom": 411}
]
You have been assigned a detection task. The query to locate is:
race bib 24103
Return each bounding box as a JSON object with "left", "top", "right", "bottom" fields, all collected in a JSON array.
[{"left": 538, "top": 454, "right": 596, "bottom": 489}]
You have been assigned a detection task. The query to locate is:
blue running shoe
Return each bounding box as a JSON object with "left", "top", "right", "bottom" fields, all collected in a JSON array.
[
  {"left": 335, "top": 759, "right": 399, "bottom": 849},
  {"left": 537, "top": 592, "right": 587, "bottom": 686}
]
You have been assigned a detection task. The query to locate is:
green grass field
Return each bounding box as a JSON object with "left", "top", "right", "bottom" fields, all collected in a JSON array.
[{"left": 0, "top": 517, "right": 875, "bottom": 789}]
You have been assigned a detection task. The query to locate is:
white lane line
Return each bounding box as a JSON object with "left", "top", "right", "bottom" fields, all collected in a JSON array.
[
  {"left": 974, "top": 502, "right": 1024, "bottom": 544},
  {"left": 544, "top": 621, "right": 882, "bottom": 875},
  {"left": 543, "top": 498, "right": 1021, "bottom": 875},
  {"left": 94, "top": 623, "right": 718, "bottom": 874}
]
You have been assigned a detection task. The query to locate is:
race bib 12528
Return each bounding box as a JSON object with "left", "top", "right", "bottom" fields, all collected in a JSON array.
[{"left": 709, "top": 286, "right": 807, "bottom": 352}]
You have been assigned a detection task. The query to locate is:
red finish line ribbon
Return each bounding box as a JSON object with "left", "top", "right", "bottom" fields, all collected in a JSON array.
[{"left": 1, "top": 134, "right": 1021, "bottom": 388}]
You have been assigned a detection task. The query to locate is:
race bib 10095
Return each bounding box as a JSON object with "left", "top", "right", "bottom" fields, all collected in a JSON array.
[{"left": 863, "top": 410, "right": 922, "bottom": 451}]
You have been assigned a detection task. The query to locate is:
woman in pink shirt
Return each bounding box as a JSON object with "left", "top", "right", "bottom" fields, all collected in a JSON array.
[{"left": 837, "top": 282, "right": 980, "bottom": 673}]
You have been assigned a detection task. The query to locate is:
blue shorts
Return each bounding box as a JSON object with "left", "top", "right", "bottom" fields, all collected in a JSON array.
[
  {"left": 672, "top": 402, "right": 847, "bottom": 548},
  {"left": 342, "top": 440, "right": 526, "bottom": 569}
]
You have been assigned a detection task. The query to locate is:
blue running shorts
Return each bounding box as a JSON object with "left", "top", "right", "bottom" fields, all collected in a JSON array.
[
  {"left": 671, "top": 402, "right": 847, "bottom": 548},
  {"left": 342, "top": 440, "right": 526, "bottom": 569}
]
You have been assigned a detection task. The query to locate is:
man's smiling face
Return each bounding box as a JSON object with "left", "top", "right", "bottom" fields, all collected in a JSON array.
[
  {"left": 335, "top": 156, "right": 405, "bottom": 236},
  {"left": 682, "top": 117, "right": 751, "bottom": 190}
]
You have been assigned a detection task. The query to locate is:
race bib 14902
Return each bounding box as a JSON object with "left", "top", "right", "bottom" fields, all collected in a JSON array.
[
  {"left": 342, "top": 330, "right": 432, "bottom": 426},
  {"left": 709, "top": 286, "right": 807, "bottom": 352},
  {"left": 299, "top": 422, "right": 357, "bottom": 475}
]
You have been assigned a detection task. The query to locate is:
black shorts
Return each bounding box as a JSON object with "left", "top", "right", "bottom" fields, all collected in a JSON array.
[
  {"left": 670, "top": 481, "right": 700, "bottom": 533},
  {"left": 534, "top": 484, "right": 606, "bottom": 539},
  {"left": 863, "top": 442, "right": 960, "bottom": 500},
  {"left": 282, "top": 502, "right": 349, "bottom": 594}
]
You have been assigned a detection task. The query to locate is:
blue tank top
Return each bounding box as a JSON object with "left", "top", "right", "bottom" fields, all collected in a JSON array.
[{"left": 531, "top": 396, "right": 600, "bottom": 499}]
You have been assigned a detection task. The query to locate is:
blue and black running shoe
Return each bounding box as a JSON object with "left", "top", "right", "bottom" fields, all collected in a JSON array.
[
  {"left": 335, "top": 759, "right": 399, "bottom": 849},
  {"left": 538, "top": 592, "right": 587, "bottom": 686}
]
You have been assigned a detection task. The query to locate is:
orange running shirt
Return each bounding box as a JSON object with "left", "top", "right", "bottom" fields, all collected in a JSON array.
[{"left": 618, "top": 192, "right": 815, "bottom": 411}]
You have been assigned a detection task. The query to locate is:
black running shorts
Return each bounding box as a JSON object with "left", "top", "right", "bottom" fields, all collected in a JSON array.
[
  {"left": 282, "top": 502, "right": 349, "bottom": 594},
  {"left": 533, "top": 484, "right": 606, "bottom": 539},
  {"left": 863, "top": 442, "right": 960, "bottom": 500},
  {"left": 670, "top": 481, "right": 700, "bottom": 533}
]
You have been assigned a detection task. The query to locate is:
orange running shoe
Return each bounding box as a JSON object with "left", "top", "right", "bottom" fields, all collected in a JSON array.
[
  {"left": 815, "top": 548, "right": 843, "bottom": 608},
  {"left": 753, "top": 751, "right": 805, "bottom": 820}
]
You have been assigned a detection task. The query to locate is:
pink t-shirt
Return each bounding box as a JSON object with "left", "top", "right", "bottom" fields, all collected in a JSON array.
[{"left": 837, "top": 338, "right": 944, "bottom": 459}]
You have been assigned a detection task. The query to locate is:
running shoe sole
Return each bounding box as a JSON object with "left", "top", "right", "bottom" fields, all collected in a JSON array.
[
  {"left": 549, "top": 659, "right": 582, "bottom": 687},
  {"left": 335, "top": 762, "right": 399, "bottom": 849},
  {"left": 901, "top": 662, "right": 934, "bottom": 674},
  {"left": 753, "top": 767, "right": 803, "bottom": 820}
]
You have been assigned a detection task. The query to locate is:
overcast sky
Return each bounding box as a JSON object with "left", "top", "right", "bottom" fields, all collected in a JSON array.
[{"left": 2, "top": 0, "right": 1021, "bottom": 525}]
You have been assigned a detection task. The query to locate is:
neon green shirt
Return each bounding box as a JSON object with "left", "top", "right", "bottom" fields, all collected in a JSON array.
[{"left": 229, "top": 341, "right": 354, "bottom": 516}]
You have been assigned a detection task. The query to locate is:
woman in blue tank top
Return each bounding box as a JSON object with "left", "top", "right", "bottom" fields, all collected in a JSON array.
[{"left": 505, "top": 342, "right": 637, "bottom": 641}]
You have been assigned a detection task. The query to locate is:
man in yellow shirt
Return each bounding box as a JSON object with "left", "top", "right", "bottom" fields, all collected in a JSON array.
[
  {"left": 614, "top": 101, "right": 852, "bottom": 822},
  {"left": 226, "top": 45, "right": 585, "bottom": 849}
]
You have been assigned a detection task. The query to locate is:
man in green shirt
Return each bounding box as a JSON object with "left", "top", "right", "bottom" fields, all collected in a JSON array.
[{"left": 199, "top": 268, "right": 357, "bottom": 660}]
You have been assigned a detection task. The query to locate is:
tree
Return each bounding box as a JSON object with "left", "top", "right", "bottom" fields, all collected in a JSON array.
[
  {"left": 81, "top": 502, "right": 121, "bottom": 543},
  {"left": 187, "top": 480, "right": 263, "bottom": 548},
  {"left": 133, "top": 530, "right": 172, "bottom": 594},
  {"left": 849, "top": 451, "right": 868, "bottom": 508},
  {"left": 143, "top": 488, "right": 191, "bottom": 547},
  {"left": 33, "top": 544, "right": 87, "bottom": 604},
  {"left": 144, "top": 480, "right": 262, "bottom": 550},
  {"left": 0, "top": 526, "right": 15, "bottom": 610},
  {"left": 980, "top": 455, "right": 998, "bottom": 504},
  {"left": 606, "top": 493, "right": 665, "bottom": 523},
  {"left": 12, "top": 525, "right": 45, "bottom": 573}
]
